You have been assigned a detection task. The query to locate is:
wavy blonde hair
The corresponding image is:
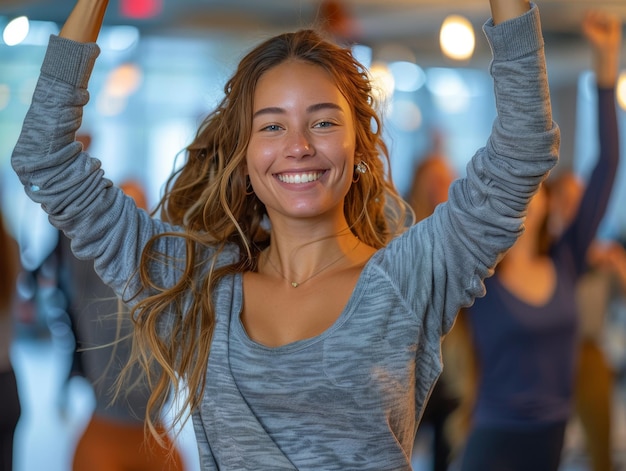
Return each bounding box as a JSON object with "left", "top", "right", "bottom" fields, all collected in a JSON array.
[{"left": 121, "top": 28, "right": 410, "bottom": 445}]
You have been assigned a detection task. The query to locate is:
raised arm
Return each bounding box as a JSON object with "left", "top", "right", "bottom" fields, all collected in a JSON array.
[
  {"left": 489, "top": 0, "right": 531, "bottom": 25},
  {"left": 10, "top": 0, "right": 187, "bottom": 306},
  {"left": 60, "top": 0, "right": 109, "bottom": 43},
  {"left": 582, "top": 10, "right": 622, "bottom": 88},
  {"left": 563, "top": 10, "right": 621, "bottom": 274}
]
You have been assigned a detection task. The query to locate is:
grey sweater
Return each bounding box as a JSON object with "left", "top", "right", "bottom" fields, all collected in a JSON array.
[{"left": 12, "top": 5, "right": 558, "bottom": 470}]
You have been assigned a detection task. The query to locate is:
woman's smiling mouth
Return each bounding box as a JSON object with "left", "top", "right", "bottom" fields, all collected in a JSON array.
[{"left": 276, "top": 171, "right": 325, "bottom": 184}]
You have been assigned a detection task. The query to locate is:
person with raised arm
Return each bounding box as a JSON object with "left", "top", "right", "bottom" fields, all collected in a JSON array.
[
  {"left": 11, "top": 0, "right": 558, "bottom": 469},
  {"left": 446, "top": 9, "right": 620, "bottom": 471}
]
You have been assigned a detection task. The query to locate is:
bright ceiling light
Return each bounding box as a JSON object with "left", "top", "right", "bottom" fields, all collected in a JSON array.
[
  {"left": 3, "top": 16, "right": 30, "bottom": 46},
  {"left": 439, "top": 15, "right": 475, "bottom": 61}
]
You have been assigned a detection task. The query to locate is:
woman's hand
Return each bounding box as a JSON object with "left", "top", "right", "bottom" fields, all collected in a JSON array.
[
  {"left": 582, "top": 10, "right": 622, "bottom": 87},
  {"left": 588, "top": 240, "right": 626, "bottom": 291}
]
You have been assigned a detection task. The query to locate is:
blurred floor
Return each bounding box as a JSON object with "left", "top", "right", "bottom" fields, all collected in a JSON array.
[{"left": 9, "top": 334, "right": 626, "bottom": 471}]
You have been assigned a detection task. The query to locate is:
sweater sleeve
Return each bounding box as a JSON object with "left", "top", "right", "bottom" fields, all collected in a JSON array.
[
  {"left": 10, "top": 35, "right": 188, "bottom": 304},
  {"left": 379, "top": 4, "right": 559, "bottom": 338},
  {"left": 557, "top": 86, "right": 619, "bottom": 276}
]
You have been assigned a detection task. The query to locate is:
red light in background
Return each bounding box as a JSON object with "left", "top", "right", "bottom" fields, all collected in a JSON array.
[{"left": 120, "top": 0, "right": 163, "bottom": 19}]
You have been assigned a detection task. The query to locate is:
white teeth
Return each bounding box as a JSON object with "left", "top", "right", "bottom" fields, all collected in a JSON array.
[{"left": 277, "top": 172, "right": 323, "bottom": 184}]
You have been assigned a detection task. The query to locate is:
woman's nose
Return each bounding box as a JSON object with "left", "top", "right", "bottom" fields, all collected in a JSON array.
[{"left": 286, "top": 131, "right": 314, "bottom": 159}]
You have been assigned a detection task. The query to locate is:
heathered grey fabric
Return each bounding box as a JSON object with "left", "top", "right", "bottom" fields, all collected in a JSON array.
[{"left": 12, "top": 5, "right": 558, "bottom": 470}]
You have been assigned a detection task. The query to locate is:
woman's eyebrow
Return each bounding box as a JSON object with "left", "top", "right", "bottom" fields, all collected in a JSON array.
[
  {"left": 252, "top": 102, "right": 343, "bottom": 119},
  {"left": 306, "top": 102, "right": 343, "bottom": 114}
]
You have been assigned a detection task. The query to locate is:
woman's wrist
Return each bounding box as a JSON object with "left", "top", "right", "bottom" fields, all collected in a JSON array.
[
  {"left": 60, "top": 0, "right": 110, "bottom": 43},
  {"left": 489, "top": 0, "right": 531, "bottom": 25},
  {"left": 594, "top": 48, "right": 620, "bottom": 88}
]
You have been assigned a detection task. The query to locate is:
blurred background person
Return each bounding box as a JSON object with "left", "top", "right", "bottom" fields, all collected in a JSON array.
[
  {"left": 407, "top": 132, "right": 456, "bottom": 223},
  {"left": 0, "top": 208, "right": 21, "bottom": 471},
  {"left": 408, "top": 133, "right": 458, "bottom": 471},
  {"left": 547, "top": 9, "right": 626, "bottom": 469},
  {"left": 548, "top": 168, "right": 626, "bottom": 471},
  {"left": 52, "top": 157, "right": 185, "bottom": 471},
  {"left": 317, "top": 0, "right": 361, "bottom": 45},
  {"left": 445, "top": 9, "right": 621, "bottom": 471}
]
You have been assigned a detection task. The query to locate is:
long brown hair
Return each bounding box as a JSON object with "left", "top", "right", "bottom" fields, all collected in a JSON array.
[{"left": 122, "top": 28, "right": 410, "bottom": 444}]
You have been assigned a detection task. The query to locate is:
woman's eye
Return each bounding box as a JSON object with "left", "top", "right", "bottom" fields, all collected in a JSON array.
[
  {"left": 261, "top": 124, "right": 282, "bottom": 132},
  {"left": 314, "top": 121, "right": 335, "bottom": 128}
]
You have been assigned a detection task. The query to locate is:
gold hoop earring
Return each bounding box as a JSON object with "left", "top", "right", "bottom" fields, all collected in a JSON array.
[{"left": 245, "top": 178, "right": 255, "bottom": 196}]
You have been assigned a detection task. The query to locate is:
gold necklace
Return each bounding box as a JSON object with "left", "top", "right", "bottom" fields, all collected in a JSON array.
[{"left": 264, "top": 239, "right": 361, "bottom": 288}]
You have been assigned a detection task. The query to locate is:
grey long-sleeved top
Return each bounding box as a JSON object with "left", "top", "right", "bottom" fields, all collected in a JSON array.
[{"left": 12, "top": 5, "right": 558, "bottom": 470}]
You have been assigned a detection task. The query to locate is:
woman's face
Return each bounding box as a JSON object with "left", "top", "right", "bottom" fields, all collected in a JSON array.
[{"left": 245, "top": 60, "right": 357, "bottom": 223}]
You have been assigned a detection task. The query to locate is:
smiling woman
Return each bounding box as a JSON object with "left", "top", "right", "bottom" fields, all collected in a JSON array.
[{"left": 10, "top": 0, "right": 559, "bottom": 469}]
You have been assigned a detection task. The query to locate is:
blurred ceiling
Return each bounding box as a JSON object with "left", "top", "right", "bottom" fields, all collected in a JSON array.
[
  {"left": 2, "top": 0, "right": 625, "bottom": 39},
  {"left": 2, "top": 0, "right": 626, "bottom": 76}
]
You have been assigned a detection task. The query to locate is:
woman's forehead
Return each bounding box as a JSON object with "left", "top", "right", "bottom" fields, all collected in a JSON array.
[{"left": 253, "top": 61, "right": 349, "bottom": 111}]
